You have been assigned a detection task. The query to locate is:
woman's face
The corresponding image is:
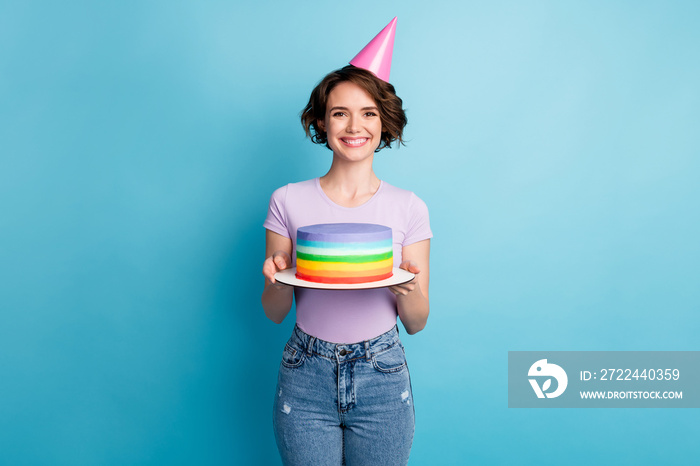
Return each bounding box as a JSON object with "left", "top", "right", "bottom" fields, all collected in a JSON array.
[{"left": 319, "top": 81, "right": 383, "bottom": 162}]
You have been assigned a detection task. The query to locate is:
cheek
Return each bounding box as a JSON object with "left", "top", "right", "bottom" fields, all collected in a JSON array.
[
  {"left": 325, "top": 119, "right": 341, "bottom": 134},
  {"left": 376, "top": 119, "right": 384, "bottom": 134}
]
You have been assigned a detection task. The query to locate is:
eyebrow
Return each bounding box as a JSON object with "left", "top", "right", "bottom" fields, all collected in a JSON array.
[{"left": 329, "top": 106, "right": 379, "bottom": 112}]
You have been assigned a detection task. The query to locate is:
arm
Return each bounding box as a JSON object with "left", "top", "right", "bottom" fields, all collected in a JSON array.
[
  {"left": 389, "top": 239, "right": 430, "bottom": 335},
  {"left": 261, "top": 229, "right": 294, "bottom": 324}
]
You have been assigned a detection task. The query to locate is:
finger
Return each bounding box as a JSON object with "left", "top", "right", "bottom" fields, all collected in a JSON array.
[
  {"left": 274, "top": 256, "right": 288, "bottom": 270},
  {"left": 263, "top": 258, "right": 278, "bottom": 283},
  {"left": 407, "top": 263, "right": 420, "bottom": 274},
  {"left": 399, "top": 260, "right": 420, "bottom": 274},
  {"left": 390, "top": 283, "right": 414, "bottom": 295}
]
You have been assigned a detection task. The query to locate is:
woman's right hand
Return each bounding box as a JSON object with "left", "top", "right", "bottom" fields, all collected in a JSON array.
[
  {"left": 262, "top": 250, "right": 292, "bottom": 285},
  {"left": 262, "top": 230, "right": 294, "bottom": 323}
]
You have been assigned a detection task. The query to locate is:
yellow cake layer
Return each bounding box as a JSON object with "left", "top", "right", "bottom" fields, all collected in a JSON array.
[
  {"left": 296, "top": 257, "right": 393, "bottom": 272},
  {"left": 296, "top": 266, "right": 391, "bottom": 278}
]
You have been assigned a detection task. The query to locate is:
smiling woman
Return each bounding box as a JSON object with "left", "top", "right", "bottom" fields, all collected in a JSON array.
[
  {"left": 319, "top": 82, "right": 384, "bottom": 163},
  {"left": 261, "top": 17, "right": 432, "bottom": 466},
  {"left": 301, "top": 65, "right": 407, "bottom": 152}
]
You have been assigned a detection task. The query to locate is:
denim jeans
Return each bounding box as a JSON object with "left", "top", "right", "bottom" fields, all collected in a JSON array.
[{"left": 273, "top": 324, "right": 415, "bottom": 465}]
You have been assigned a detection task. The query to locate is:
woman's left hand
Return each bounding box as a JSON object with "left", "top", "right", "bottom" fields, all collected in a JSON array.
[{"left": 389, "top": 260, "right": 421, "bottom": 296}]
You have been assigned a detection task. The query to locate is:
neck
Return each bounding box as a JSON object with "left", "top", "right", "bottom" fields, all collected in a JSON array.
[
  {"left": 319, "top": 154, "right": 381, "bottom": 207},
  {"left": 322, "top": 154, "right": 378, "bottom": 190}
]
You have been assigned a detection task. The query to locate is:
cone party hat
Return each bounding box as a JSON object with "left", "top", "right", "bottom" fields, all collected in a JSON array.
[{"left": 349, "top": 17, "right": 397, "bottom": 82}]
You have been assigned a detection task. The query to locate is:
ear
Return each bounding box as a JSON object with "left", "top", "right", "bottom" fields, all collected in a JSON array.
[{"left": 317, "top": 119, "right": 325, "bottom": 131}]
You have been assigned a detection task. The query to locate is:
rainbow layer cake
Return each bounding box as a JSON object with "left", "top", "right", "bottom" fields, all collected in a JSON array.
[{"left": 295, "top": 223, "right": 393, "bottom": 284}]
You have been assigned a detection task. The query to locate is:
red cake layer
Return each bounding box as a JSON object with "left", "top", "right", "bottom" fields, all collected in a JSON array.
[{"left": 295, "top": 271, "right": 393, "bottom": 284}]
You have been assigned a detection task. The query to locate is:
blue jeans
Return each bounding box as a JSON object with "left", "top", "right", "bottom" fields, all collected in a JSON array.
[{"left": 273, "top": 324, "right": 415, "bottom": 465}]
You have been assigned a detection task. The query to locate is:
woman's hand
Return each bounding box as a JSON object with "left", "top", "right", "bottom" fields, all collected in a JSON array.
[
  {"left": 392, "top": 240, "right": 430, "bottom": 335},
  {"left": 263, "top": 250, "right": 292, "bottom": 285},
  {"left": 389, "top": 260, "right": 421, "bottom": 296},
  {"left": 262, "top": 230, "right": 294, "bottom": 323}
]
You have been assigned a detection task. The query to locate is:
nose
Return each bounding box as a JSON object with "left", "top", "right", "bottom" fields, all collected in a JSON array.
[{"left": 346, "top": 116, "right": 360, "bottom": 133}]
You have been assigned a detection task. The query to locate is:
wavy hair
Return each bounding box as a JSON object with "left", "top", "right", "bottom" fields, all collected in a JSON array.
[{"left": 301, "top": 65, "right": 407, "bottom": 151}]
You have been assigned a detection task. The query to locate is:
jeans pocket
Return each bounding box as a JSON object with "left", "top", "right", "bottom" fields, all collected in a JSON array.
[
  {"left": 281, "top": 343, "right": 306, "bottom": 369},
  {"left": 371, "top": 342, "right": 407, "bottom": 374}
]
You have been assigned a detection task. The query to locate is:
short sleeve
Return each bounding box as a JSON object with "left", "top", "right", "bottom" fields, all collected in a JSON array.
[
  {"left": 403, "top": 192, "right": 433, "bottom": 246},
  {"left": 263, "top": 185, "right": 291, "bottom": 238}
]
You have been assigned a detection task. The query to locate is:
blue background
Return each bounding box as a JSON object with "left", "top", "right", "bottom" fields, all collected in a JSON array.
[{"left": 1, "top": 1, "right": 699, "bottom": 464}]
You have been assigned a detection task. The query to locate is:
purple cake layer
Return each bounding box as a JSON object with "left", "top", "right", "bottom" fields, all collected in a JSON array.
[{"left": 297, "top": 223, "right": 391, "bottom": 243}]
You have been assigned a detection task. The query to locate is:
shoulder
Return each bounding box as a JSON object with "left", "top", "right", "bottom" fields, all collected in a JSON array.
[
  {"left": 269, "top": 178, "right": 317, "bottom": 201},
  {"left": 380, "top": 181, "right": 430, "bottom": 211},
  {"left": 287, "top": 178, "right": 317, "bottom": 192}
]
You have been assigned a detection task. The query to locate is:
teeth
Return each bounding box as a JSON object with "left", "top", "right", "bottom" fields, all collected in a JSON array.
[{"left": 343, "top": 138, "right": 367, "bottom": 146}]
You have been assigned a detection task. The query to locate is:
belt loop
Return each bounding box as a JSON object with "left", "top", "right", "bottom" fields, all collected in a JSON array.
[
  {"left": 364, "top": 340, "right": 371, "bottom": 361},
  {"left": 306, "top": 336, "right": 315, "bottom": 356}
]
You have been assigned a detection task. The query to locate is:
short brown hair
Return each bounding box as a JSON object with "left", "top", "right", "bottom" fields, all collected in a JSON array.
[{"left": 301, "top": 65, "right": 407, "bottom": 151}]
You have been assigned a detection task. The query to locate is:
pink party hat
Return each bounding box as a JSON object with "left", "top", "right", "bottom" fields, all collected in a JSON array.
[{"left": 349, "top": 17, "right": 397, "bottom": 82}]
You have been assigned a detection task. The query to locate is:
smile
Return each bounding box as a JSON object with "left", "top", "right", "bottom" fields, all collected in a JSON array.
[{"left": 340, "top": 138, "right": 369, "bottom": 147}]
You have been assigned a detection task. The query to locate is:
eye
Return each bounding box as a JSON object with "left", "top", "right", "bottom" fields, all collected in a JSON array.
[
  {"left": 332, "top": 111, "right": 346, "bottom": 117},
  {"left": 364, "top": 111, "right": 378, "bottom": 117}
]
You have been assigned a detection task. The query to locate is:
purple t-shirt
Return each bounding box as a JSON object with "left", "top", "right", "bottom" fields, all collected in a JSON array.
[{"left": 264, "top": 178, "right": 432, "bottom": 343}]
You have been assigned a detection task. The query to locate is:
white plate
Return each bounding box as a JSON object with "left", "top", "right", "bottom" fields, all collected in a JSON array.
[{"left": 274, "top": 267, "right": 415, "bottom": 290}]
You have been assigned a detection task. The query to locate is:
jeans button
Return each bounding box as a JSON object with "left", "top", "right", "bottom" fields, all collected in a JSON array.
[{"left": 339, "top": 349, "right": 348, "bottom": 356}]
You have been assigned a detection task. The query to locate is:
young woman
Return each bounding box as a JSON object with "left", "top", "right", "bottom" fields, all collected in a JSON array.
[{"left": 261, "top": 64, "right": 431, "bottom": 465}]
